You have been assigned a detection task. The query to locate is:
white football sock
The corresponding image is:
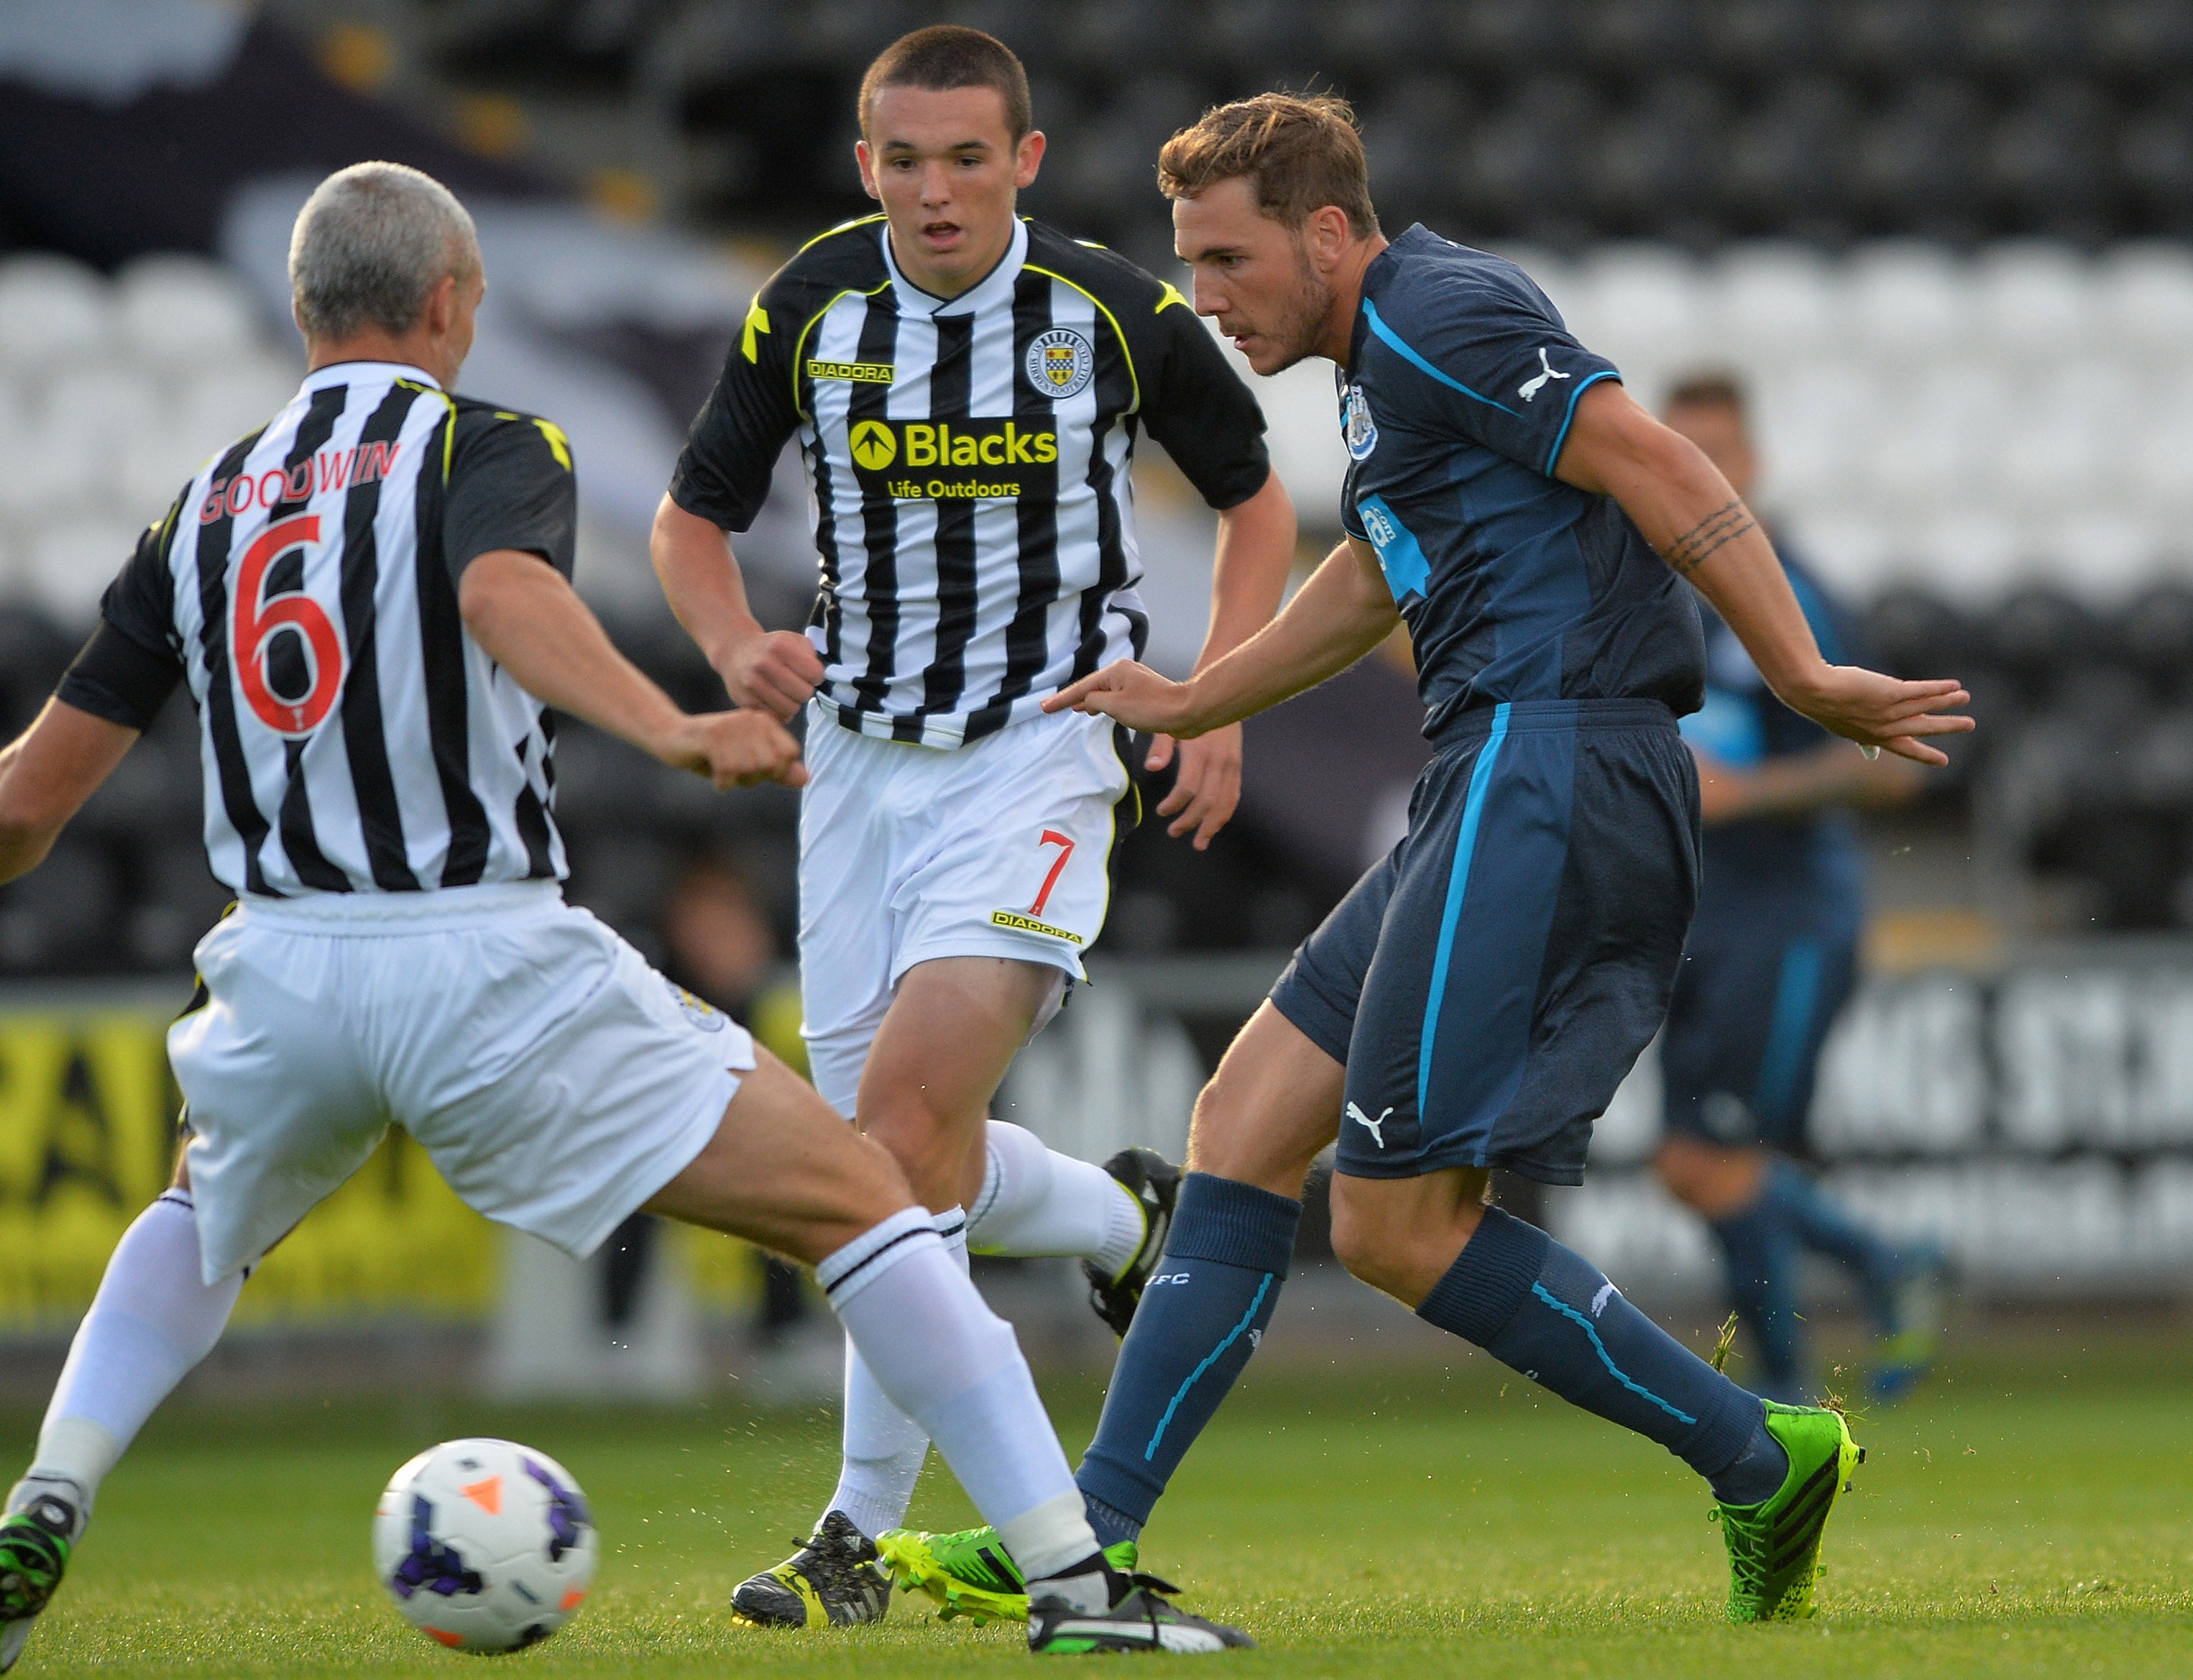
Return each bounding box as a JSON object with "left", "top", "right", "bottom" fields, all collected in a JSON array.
[
  {"left": 820, "top": 1208, "right": 964, "bottom": 1538},
  {"left": 15, "top": 1192, "right": 242, "bottom": 1515},
  {"left": 818, "top": 1207, "right": 1093, "bottom": 1571},
  {"left": 966, "top": 1121, "right": 1146, "bottom": 1278}
]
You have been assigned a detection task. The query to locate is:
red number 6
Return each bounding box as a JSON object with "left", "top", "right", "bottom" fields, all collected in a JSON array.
[{"left": 233, "top": 513, "right": 344, "bottom": 737}]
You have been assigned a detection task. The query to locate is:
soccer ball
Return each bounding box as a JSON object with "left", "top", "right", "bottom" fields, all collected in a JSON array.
[{"left": 372, "top": 1438, "right": 598, "bottom": 1653}]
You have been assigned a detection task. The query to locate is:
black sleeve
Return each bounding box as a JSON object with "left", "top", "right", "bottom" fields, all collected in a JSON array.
[
  {"left": 444, "top": 411, "right": 578, "bottom": 584},
  {"left": 55, "top": 515, "right": 185, "bottom": 730},
  {"left": 1139, "top": 298, "right": 1272, "bottom": 511},
  {"left": 667, "top": 291, "right": 804, "bottom": 532}
]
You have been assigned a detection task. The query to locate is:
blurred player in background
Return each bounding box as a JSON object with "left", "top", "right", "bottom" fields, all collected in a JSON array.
[
  {"left": 1653, "top": 374, "right": 1948, "bottom": 1405},
  {"left": 651, "top": 27, "right": 1293, "bottom": 1638},
  {"left": 883, "top": 93, "right": 1972, "bottom": 1629},
  {"left": 0, "top": 161, "right": 1248, "bottom": 1664}
]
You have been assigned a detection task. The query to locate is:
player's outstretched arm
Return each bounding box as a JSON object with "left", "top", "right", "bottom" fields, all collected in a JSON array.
[
  {"left": 0, "top": 702, "right": 139, "bottom": 885},
  {"left": 1555, "top": 381, "right": 1974, "bottom": 766},
  {"left": 460, "top": 548, "right": 806, "bottom": 789},
  {"left": 650, "top": 495, "right": 823, "bottom": 722},
  {"left": 1044, "top": 536, "right": 1398, "bottom": 737}
]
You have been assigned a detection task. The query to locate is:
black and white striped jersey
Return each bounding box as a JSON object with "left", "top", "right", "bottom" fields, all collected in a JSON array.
[
  {"left": 58, "top": 360, "right": 579, "bottom": 898},
  {"left": 669, "top": 215, "right": 1271, "bottom": 750}
]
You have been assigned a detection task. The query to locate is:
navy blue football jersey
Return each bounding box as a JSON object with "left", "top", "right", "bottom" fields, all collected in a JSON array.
[
  {"left": 1680, "top": 538, "right": 1865, "bottom": 909},
  {"left": 1338, "top": 226, "right": 1706, "bottom": 735}
]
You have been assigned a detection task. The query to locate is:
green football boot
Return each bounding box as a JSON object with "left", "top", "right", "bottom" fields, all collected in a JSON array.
[
  {"left": 1717, "top": 1402, "right": 1864, "bottom": 1622},
  {"left": 730, "top": 1510, "right": 891, "bottom": 1629},
  {"left": 0, "top": 1484, "right": 82, "bottom": 1673},
  {"left": 877, "top": 1524, "right": 1136, "bottom": 1625}
]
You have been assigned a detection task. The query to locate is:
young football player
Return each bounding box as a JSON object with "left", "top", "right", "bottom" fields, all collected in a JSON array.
[{"left": 650, "top": 27, "right": 1293, "bottom": 1630}]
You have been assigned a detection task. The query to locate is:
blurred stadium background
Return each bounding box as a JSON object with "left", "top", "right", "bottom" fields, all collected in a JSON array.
[{"left": 1, "top": 0, "right": 2189, "bottom": 1407}]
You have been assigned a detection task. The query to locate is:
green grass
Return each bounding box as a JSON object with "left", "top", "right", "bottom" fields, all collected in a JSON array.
[{"left": 12, "top": 1334, "right": 2193, "bottom": 1676}]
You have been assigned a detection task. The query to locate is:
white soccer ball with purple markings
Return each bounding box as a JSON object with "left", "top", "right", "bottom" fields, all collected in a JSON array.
[{"left": 372, "top": 1438, "right": 598, "bottom": 1653}]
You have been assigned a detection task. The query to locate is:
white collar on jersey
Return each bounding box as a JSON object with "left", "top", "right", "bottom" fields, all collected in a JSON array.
[
  {"left": 878, "top": 215, "right": 1029, "bottom": 318},
  {"left": 298, "top": 359, "right": 443, "bottom": 396}
]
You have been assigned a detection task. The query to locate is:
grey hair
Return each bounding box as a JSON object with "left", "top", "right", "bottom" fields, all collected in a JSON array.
[{"left": 288, "top": 162, "right": 479, "bottom": 341}]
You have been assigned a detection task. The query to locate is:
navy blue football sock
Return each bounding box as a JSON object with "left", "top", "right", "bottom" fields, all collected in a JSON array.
[
  {"left": 1075, "top": 1173, "right": 1301, "bottom": 1545},
  {"left": 1764, "top": 1159, "right": 1902, "bottom": 1331},
  {"left": 1416, "top": 1206, "right": 1787, "bottom": 1506},
  {"left": 1707, "top": 1197, "right": 1808, "bottom": 1401}
]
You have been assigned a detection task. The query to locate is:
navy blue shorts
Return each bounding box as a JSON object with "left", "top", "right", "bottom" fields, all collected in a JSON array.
[
  {"left": 1271, "top": 699, "right": 1700, "bottom": 1185},
  {"left": 1660, "top": 902, "right": 1860, "bottom": 1153}
]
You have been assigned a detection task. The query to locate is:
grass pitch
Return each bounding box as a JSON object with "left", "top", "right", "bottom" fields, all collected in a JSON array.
[{"left": 10, "top": 1328, "right": 2191, "bottom": 1678}]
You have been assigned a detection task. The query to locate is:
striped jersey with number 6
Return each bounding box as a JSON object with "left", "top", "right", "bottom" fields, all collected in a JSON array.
[{"left": 106, "top": 362, "right": 580, "bottom": 897}]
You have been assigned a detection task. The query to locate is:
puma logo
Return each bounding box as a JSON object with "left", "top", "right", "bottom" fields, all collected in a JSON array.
[
  {"left": 1591, "top": 1282, "right": 1618, "bottom": 1318},
  {"left": 1346, "top": 1101, "right": 1394, "bottom": 1149},
  {"left": 1518, "top": 347, "right": 1571, "bottom": 402}
]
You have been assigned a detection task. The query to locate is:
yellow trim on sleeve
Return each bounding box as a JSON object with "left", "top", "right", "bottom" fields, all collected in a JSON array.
[
  {"left": 790, "top": 280, "right": 894, "bottom": 418},
  {"left": 1155, "top": 280, "right": 1190, "bottom": 314},
  {"left": 740, "top": 294, "right": 770, "bottom": 363},
  {"left": 1024, "top": 265, "right": 1139, "bottom": 412},
  {"left": 398, "top": 379, "right": 460, "bottom": 481}
]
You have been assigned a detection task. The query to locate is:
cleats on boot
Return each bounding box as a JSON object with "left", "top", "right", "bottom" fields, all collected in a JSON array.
[
  {"left": 1870, "top": 1244, "right": 1950, "bottom": 1403},
  {"left": 730, "top": 1510, "right": 891, "bottom": 1629},
  {"left": 1084, "top": 1147, "right": 1181, "bottom": 1337},
  {"left": 878, "top": 1523, "right": 1136, "bottom": 1625},
  {"left": 1718, "top": 1403, "right": 1863, "bottom": 1623},
  {"left": 1026, "top": 1564, "right": 1253, "bottom": 1655},
  {"left": 0, "top": 1484, "right": 81, "bottom": 1673}
]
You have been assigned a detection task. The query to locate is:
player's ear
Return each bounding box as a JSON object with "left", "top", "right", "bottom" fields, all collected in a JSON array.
[
  {"left": 1305, "top": 205, "right": 1352, "bottom": 272},
  {"left": 1014, "top": 128, "right": 1045, "bottom": 190},
  {"left": 855, "top": 138, "right": 880, "bottom": 201}
]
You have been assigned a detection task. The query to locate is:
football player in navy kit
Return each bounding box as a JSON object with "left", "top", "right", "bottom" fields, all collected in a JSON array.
[{"left": 886, "top": 93, "right": 1972, "bottom": 1628}]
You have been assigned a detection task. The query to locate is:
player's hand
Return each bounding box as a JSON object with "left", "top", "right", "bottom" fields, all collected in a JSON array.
[
  {"left": 1043, "top": 661, "right": 1200, "bottom": 737},
  {"left": 1780, "top": 666, "right": 1974, "bottom": 766},
  {"left": 1146, "top": 723, "right": 1242, "bottom": 850},
  {"left": 658, "top": 710, "right": 809, "bottom": 789},
  {"left": 716, "top": 629, "right": 824, "bottom": 722}
]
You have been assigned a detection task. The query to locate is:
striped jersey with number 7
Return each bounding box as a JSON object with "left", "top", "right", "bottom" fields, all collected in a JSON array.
[{"left": 91, "top": 361, "right": 581, "bottom": 897}]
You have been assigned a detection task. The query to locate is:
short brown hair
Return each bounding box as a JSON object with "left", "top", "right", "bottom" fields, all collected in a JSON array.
[
  {"left": 1665, "top": 371, "right": 1749, "bottom": 417},
  {"left": 1157, "top": 93, "right": 1379, "bottom": 239},
  {"left": 859, "top": 25, "right": 1031, "bottom": 144}
]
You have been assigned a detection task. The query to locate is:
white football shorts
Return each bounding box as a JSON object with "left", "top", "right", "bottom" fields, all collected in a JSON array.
[
  {"left": 168, "top": 881, "right": 754, "bottom": 1283},
  {"left": 798, "top": 704, "right": 1136, "bottom": 1116}
]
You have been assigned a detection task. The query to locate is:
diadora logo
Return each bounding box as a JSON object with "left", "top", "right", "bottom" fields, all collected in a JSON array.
[
  {"left": 1346, "top": 1101, "right": 1394, "bottom": 1149},
  {"left": 1518, "top": 347, "right": 1571, "bottom": 402},
  {"left": 807, "top": 357, "right": 895, "bottom": 385},
  {"left": 1343, "top": 384, "right": 1379, "bottom": 459}
]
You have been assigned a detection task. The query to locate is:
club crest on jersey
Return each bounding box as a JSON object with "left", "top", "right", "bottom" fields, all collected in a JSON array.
[
  {"left": 1025, "top": 328, "right": 1095, "bottom": 400},
  {"left": 663, "top": 979, "right": 727, "bottom": 1032},
  {"left": 1343, "top": 384, "right": 1379, "bottom": 459}
]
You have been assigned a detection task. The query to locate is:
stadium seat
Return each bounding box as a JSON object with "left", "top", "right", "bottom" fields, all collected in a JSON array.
[
  {"left": 0, "top": 604, "right": 74, "bottom": 735},
  {"left": 2118, "top": 584, "right": 2193, "bottom": 700},
  {"left": 1583, "top": 78, "right": 1724, "bottom": 236},
  {"left": 1980, "top": 83, "right": 2114, "bottom": 239},
  {"left": 1849, "top": 81, "right": 1985, "bottom": 237},
  {"left": 2098, "top": 242, "right": 2193, "bottom": 348},
  {"left": 0, "top": 254, "right": 111, "bottom": 376},
  {"left": 1454, "top": 76, "right": 1594, "bottom": 237},
  {"left": 1829, "top": 0, "right": 1964, "bottom": 84},
  {"left": 1960, "top": 0, "right": 2087, "bottom": 83},
  {"left": 1985, "top": 586, "right": 2104, "bottom": 702},
  {"left": 178, "top": 357, "right": 305, "bottom": 450},
  {"left": 1845, "top": 240, "right": 1973, "bottom": 359},
  {"left": 115, "top": 254, "right": 265, "bottom": 372},
  {"left": 1711, "top": 242, "right": 1844, "bottom": 357},
  {"left": 1972, "top": 243, "right": 2095, "bottom": 354},
  {"left": 2118, "top": 102, "right": 2193, "bottom": 234},
  {"left": 23, "top": 519, "right": 142, "bottom": 628}
]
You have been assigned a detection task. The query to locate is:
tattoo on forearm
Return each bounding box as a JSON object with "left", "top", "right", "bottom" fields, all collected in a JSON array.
[{"left": 1662, "top": 499, "right": 1757, "bottom": 576}]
